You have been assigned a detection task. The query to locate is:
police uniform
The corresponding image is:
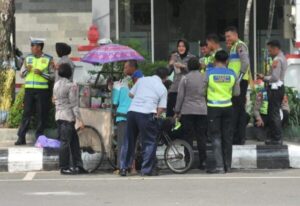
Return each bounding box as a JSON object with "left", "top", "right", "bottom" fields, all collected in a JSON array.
[
  {"left": 205, "top": 67, "right": 240, "bottom": 173},
  {"left": 206, "top": 48, "right": 223, "bottom": 69},
  {"left": 263, "top": 51, "right": 287, "bottom": 144},
  {"left": 253, "top": 83, "right": 270, "bottom": 141},
  {"left": 200, "top": 55, "right": 210, "bottom": 73},
  {"left": 228, "top": 39, "right": 250, "bottom": 145},
  {"left": 15, "top": 38, "right": 54, "bottom": 145}
]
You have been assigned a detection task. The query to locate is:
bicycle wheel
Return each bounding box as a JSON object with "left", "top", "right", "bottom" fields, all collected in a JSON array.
[
  {"left": 77, "top": 126, "right": 105, "bottom": 173},
  {"left": 164, "top": 139, "right": 194, "bottom": 174}
]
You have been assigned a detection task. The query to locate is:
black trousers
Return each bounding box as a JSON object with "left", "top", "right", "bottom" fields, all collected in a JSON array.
[
  {"left": 166, "top": 92, "right": 177, "bottom": 117},
  {"left": 282, "top": 110, "right": 289, "bottom": 128},
  {"left": 17, "top": 89, "right": 50, "bottom": 140},
  {"left": 232, "top": 80, "right": 248, "bottom": 145},
  {"left": 267, "top": 86, "right": 285, "bottom": 141},
  {"left": 253, "top": 114, "right": 270, "bottom": 141},
  {"left": 208, "top": 106, "right": 234, "bottom": 171},
  {"left": 57, "top": 120, "right": 83, "bottom": 169},
  {"left": 181, "top": 115, "right": 207, "bottom": 165}
]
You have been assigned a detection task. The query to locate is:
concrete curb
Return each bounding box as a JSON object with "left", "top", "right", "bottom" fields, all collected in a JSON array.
[
  {"left": 1, "top": 144, "right": 300, "bottom": 173},
  {"left": 0, "top": 128, "right": 57, "bottom": 143}
]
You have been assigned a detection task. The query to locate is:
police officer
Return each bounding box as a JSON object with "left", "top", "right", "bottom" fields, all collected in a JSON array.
[
  {"left": 253, "top": 80, "right": 270, "bottom": 141},
  {"left": 257, "top": 40, "right": 287, "bottom": 145},
  {"left": 199, "top": 41, "right": 211, "bottom": 73},
  {"left": 206, "top": 33, "right": 222, "bottom": 68},
  {"left": 15, "top": 38, "right": 54, "bottom": 145},
  {"left": 204, "top": 50, "right": 240, "bottom": 173},
  {"left": 225, "top": 26, "right": 250, "bottom": 145}
]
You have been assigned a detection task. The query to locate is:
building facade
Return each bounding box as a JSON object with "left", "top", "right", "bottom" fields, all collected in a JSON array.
[
  {"left": 15, "top": 0, "right": 294, "bottom": 74},
  {"left": 15, "top": 0, "right": 92, "bottom": 57},
  {"left": 107, "top": 0, "right": 293, "bottom": 73}
]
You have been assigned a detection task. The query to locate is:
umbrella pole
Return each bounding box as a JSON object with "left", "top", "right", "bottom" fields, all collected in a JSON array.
[{"left": 95, "top": 71, "right": 101, "bottom": 87}]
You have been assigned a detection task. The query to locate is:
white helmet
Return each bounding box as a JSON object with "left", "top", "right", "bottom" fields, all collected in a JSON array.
[{"left": 98, "top": 38, "right": 112, "bottom": 45}]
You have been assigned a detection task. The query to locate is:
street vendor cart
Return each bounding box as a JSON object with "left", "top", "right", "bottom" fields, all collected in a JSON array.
[{"left": 72, "top": 44, "right": 144, "bottom": 172}]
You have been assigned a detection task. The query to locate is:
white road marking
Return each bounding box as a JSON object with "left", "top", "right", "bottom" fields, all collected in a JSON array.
[
  {"left": 1, "top": 174, "right": 300, "bottom": 182},
  {"left": 25, "top": 191, "right": 85, "bottom": 196},
  {"left": 30, "top": 176, "right": 300, "bottom": 181},
  {"left": 22, "top": 172, "right": 36, "bottom": 181}
]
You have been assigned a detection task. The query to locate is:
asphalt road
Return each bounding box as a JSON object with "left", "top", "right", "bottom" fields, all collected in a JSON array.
[{"left": 0, "top": 169, "right": 300, "bottom": 206}]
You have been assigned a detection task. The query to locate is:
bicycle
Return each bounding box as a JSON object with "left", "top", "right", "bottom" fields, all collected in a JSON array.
[
  {"left": 156, "top": 117, "right": 194, "bottom": 174},
  {"left": 106, "top": 118, "right": 194, "bottom": 174},
  {"left": 77, "top": 118, "right": 194, "bottom": 174}
]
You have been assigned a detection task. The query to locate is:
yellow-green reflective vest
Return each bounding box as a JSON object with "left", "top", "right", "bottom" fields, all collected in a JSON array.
[
  {"left": 266, "top": 57, "right": 273, "bottom": 74},
  {"left": 25, "top": 55, "right": 52, "bottom": 89},
  {"left": 207, "top": 68, "right": 236, "bottom": 107},
  {"left": 200, "top": 56, "right": 210, "bottom": 73},
  {"left": 228, "top": 40, "right": 249, "bottom": 81},
  {"left": 259, "top": 90, "right": 269, "bottom": 115}
]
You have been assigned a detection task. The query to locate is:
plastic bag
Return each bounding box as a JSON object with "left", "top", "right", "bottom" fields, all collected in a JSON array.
[{"left": 35, "top": 135, "right": 61, "bottom": 149}]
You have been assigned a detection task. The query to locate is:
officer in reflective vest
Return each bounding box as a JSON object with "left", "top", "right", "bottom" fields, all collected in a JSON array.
[
  {"left": 253, "top": 81, "right": 270, "bottom": 141},
  {"left": 225, "top": 26, "right": 250, "bottom": 145},
  {"left": 199, "top": 41, "right": 211, "bottom": 73},
  {"left": 204, "top": 50, "right": 240, "bottom": 174},
  {"left": 206, "top": 33, "right": 223, "bottom": 68},
  {"left": 15, "top": 38, "right": 54, "bottom": 145}
]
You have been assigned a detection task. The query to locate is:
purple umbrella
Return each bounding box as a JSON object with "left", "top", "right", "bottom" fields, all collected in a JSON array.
[{"left": 81, "top": 44, "right": 145, "bottom": 64}]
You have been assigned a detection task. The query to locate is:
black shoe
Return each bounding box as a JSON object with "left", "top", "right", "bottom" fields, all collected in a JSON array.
[
  {"left": 119, "top": 169, "right": 127, "bottom": 177},
  {"left": 60, "top": 168, "right": 74, "bottom": 175},
  {"left": 206, "top": 168, "right": 225, "bottom": 174},
  {"left": 198, "top": 162, "right": 206, "bottom": 170},
  {"left": 14, "top": 138, "right": 26, "bottom": 145},
  {"left": 74, "top": 166, "right": 88, "bottom": 174}
]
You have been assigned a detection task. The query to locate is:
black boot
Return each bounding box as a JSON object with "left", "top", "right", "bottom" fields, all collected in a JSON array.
[
  {"left": 119, "top": 169, "right": 127, "bottom": 177},
  {"left": 60, "top": 168, "right": 74, "bottom": 175},
  {"left": 15, "top": 137, "right": 26, "bottom": 146}
]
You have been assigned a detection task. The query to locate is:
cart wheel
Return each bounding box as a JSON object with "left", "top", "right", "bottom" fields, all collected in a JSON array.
[{"left": 77, "top": 126, "right": 105, "bottom": 173}]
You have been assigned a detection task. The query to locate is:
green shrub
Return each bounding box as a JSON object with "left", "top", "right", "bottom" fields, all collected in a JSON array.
[
  {"left": 140, "top": 61, "right": 169, "bottom": 76},
  {"left": 7, "top": 87, "right": 24, "bottom": 128},
  {"left": 119, "top": 39, "right": 150, "bottom": 61},
  {"left": 7, "top": 87, "right": 56, "bottom": 129},
  {"left": 285, "top": 87, "right": 300, "bottom": 127},
  {"left": 120, "top": 39, "right": 169, "bottom": 76}
]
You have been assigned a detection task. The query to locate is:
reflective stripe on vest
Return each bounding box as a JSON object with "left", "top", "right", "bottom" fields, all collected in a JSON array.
[
  {"left": 260, "top": 90, "right": 269, "bottom": 115},
  {"left": 25, "top": 55, "right": 51, "bottom": 89},
  {"left": 228, "top": 40, "right": 249, "bottom": 81},
  {"left": 207, "top": 68, "right": 236, "bottom": 107}
]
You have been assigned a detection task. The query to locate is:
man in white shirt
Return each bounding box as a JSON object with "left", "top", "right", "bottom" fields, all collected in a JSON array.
[{"left": 120, "top": 67, "right": 169, "bottom": 176}]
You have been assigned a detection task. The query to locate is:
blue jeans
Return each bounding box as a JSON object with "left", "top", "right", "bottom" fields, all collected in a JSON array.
[{"left": 120, "top": 111, "right": 158, "bottom": 174}]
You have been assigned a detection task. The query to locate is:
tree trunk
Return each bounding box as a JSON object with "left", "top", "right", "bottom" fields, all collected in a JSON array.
[
  {"left": 0, "top": 0, "right": 14, "bottom": 63},
  {"left": 244, "top": 0, "right": 253, "bottom": 45},
  {"left": 0, "top": 0, "right": 15, "bottom": 124}
]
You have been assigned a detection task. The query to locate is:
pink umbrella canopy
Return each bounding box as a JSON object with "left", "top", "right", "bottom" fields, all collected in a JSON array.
[{"left": 81, "top": 44, "right": 145, "bottom": 64}]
